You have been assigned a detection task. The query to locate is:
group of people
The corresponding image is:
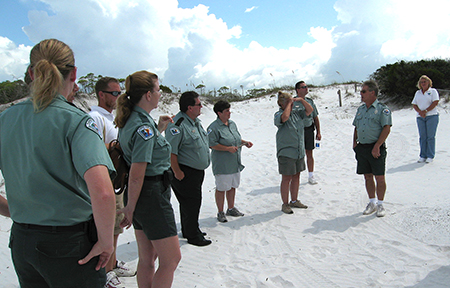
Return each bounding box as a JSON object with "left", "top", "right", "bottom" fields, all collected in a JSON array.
[{"left": 0, "top": 38, "right": 440, "bottom": 288}]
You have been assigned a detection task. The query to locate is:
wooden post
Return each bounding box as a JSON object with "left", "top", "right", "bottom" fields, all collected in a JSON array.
[{"left": 338, "top": 89, "right": 342, "bottom": 107}]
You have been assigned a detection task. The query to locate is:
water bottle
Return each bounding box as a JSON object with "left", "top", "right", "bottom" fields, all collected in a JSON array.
[{"left": 315, "top": 140, "right": 320, "bottom": 149}]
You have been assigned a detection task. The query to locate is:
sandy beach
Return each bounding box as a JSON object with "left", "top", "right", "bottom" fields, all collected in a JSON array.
[{"left": 1, "top": 84, "right": 450, "bottom": 287}]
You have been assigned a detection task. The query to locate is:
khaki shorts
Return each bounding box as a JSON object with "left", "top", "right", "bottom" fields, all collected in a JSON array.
[
  {"left": 114, "top": 192, "right": 124, "bottom": 235},
  {"left": 215, "top": 172, "right": 241, "bottom": 191}
]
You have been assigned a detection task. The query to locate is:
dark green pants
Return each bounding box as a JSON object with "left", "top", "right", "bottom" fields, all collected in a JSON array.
[{"left": 9, "top": 222, "right": 106, "bottom": 288}]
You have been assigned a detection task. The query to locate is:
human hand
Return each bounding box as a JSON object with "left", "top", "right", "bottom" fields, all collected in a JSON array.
[
  {"left": 78, "top": 240, "right": 113, "bottom": 271},
  {"left": 158, "top": 115, "right": 174, "bottom": 132},
  {"left": 118, "top": 205, "right": 134, "bottom": 229},
  {"left": 371, "top": 145, "right": 381, "bottom": 158},
  {"left": 316, "top": 133, "right": 322, "bottom": 141}
]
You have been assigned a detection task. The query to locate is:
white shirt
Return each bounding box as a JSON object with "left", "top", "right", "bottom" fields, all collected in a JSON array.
[
  {"left": 89, "top": 106, "right": 118, "bottom": 145},
  {"left": 411, "top": 87, "right": 439, "bottom": 117}
]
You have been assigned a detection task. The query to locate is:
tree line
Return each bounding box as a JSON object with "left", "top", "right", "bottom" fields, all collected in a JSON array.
[{"left": 1, "top": 59, "right": 449, "bottom": 106}]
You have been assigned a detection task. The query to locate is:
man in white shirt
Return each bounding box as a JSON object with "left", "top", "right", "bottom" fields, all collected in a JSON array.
[{"left": 90, "top": 77, "right": 135, "bottom": 288}]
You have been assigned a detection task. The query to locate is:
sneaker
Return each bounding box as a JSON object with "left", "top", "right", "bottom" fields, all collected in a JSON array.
[
  {"left": 281, "top": 203, "right": 293, "bottom": 214},
  {"left": 308, "top": 176, "right": 318, "bottom": 185},
  {"left": 417, "top": 157, "right": 426, "bottom": 163},
  {"left": 425, "top": 158, "right": 434, "bottom": 163},
  {"left": 113, "top": 260, "right": 136, "bottom": 277},
  {"left": 289, "top": 200, "right": 308, "bottom": 209},
  {"left": 226, "top": 207, "right": 244, "bottom": 217},
  {"left": 217, "top": 211, "right": 228, "bottom": 222},
  {"left": 104, "top": 271, "right": 125, "bottom": 288},
  {"left": 362, "top": 202, "right": 377, "bottom": 215},
  {"left": 376, "top": 204, "right": 386, "bottom": 217}
]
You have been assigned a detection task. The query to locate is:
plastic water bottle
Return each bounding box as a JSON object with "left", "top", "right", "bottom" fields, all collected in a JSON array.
[{"left": 315, "top": 141, "right": 320, "bottom": 149}]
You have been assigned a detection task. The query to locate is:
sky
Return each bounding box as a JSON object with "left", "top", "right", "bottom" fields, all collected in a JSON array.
[{"left": 1, "top": 0, "right": 450, "bottom": 92}]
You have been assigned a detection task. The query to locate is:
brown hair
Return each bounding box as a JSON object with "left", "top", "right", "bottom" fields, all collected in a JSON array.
[
  {"left": 115, "top": 71, "right": 158, "bottom": 128},
  {"left": 29, "top": 39, "right": 75, "bottom": 112}
]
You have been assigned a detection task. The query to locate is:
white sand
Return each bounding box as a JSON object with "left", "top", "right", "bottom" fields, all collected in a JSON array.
[{"left": 1, "top": 85, "right": 449, "bottom": 287}]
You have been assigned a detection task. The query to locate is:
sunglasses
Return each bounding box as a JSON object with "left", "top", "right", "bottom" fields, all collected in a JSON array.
[
  {"left": 191, "top": 102, "right": 202, "bottom": 107},
  {"left": 102, "top": 91, "right": 121, "bottom": 97},
  {"left": 299, "top": 86, "right": 308, "bottom": 89}
]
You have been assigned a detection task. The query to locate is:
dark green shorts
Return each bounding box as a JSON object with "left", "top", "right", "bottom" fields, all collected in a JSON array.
[
  {"left": 278, "top": 156, "right": 306, "bottom": 175},
  {"left": 9, "top": 222, "right": 105, "bottom": 288},
  {"left": 354, "top": 143, "right": 387, "bottom": 176},
  {"left": 304, "top": 124, "right": 315, "bottom": 150},
  {"left": 127, "top": 179, "right": 177, "bottom": 240}
]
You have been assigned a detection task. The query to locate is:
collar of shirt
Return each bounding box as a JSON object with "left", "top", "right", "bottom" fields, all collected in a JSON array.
[{"left": 90, "top": 105, "right": 114, "bottom": 121}]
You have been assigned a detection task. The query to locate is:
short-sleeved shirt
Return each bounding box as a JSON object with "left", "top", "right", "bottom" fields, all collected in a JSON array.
[
  {"left": 89, "top": 105, "right": 118, "bottom": 144},
  {"left": 0, "top": 95, "right": 115, "bottom": 225},
  {"left": 274, "top": 107, "right": 306, "bottom": 159},
  {"left": 207, "top": 118, "right": 244, "bottom": 175},
  {"left": 293, "top": 97, "right": 319, "bottom": 127},
  {"left": 165, "top": 112, "right": 210, "bottom": 171},
  {"left": 353, "top": 99, "right": 392, "bottom": 144},
  {"left": 411, "top": 88, "right": 439, "bottom": 117},
  {"left": 118, "top": 106, "right": 171, "bottom": 176}
]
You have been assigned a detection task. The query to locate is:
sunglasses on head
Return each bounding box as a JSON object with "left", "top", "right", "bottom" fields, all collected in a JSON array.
[{"left": 102, "top": 91, "right": 121, "bottom": 97}]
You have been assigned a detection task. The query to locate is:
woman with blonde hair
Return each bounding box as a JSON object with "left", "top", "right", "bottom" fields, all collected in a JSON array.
[
  {"left": 116, "top": 71, "right": 181, "bottom": 288},
  {"left": 274, "top": 91, "right": 312, "bottom": 214},
  {"left": 0, "top": 39, "right": 116, "bottom": 287},
  {"left": 412, "top": 75, "right": 440, "bottom": 163}
]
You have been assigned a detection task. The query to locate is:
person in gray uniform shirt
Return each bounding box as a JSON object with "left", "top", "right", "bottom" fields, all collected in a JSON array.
[
  {"left": 353, "top": 80, "right": 392, "bottom": 218},
  {"left": 165, "top": 91, "right": 212, "bottom": 246}
]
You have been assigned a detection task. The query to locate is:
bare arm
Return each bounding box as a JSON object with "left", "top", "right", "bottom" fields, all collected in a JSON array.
[
  {"left": 280, "top": 99, "right": 293, "bottom": 123},
  {"left": 372, "top": 125, "right": 391, "bottom": 158},
  {"left": 118, "top": 162, "right": 147, "bottom": 229},
  {"left": 314, "top": 116, "right": 321, "bottom": 141},
  {"left": 170, "top": 153, "right": 185, "bottom": 181},
  {"left": 294, "top": 98, "right": 313, "bottom": 116},
  {"left": 0, "top": 195, "right": 10, "bottom": 217},
  {"left": 210, "top": 143, "right": 238, "bottom": 153},
  {"left": 78, "top": 165, "right": 115, "bottom": 270},
  {"left": 353, "top": 127, "right": 358, "bottom": 148}
]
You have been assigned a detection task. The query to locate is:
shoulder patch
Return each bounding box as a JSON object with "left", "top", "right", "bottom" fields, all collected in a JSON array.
[
  {"left": 170, "top": 127, "right": 181, "bottom": 136},
  {"left": 383, "top": 108, "right": 391, "bottom": 115},
  {"left": 86, "top": 118, "right": 102, "bottom": 139},
  {"left": 137, "top": 125, "right": 154, "bottom": 140}
]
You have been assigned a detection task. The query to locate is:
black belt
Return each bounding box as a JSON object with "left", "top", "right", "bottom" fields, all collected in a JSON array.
[
  {"left": 144, "top": 174, "right": 164, "bottom": 181},
  {"left": 15, "top": 221, "right": 89, "bottom": 232}
]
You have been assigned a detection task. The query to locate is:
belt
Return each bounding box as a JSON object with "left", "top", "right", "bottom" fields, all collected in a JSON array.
[
  {"left": 15, "top": 221, "right": 89, "bottom": 232},
  {"left": 144, "top": 174, "right": 164, "bottom": 181}
]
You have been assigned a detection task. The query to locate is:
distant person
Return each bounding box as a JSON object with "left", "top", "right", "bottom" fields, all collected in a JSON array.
[
  {"left": 0, "top": 39, "right": 116, "bottom": 287},
  {"left": 165, "top": 91, "right": 212, "bottom": 246},
  {"left": 207, "top": 100, "right": 253, "bottom": 223},
  {"left": 115, "top": 71, "right": 181, "bottom": 287},
  {"left": 294, "top": 81, "right": 321, "bottom": 184},
  {"left": 412, "top": 75, "right": 439, "bottom": 163},
  {"left": 274, "top": 91, "right": 313, "bottom": 214},
  {"left": 90, "top": 77, "right": 136, "bottom": 288},
  {"left": 353, "top": 80, "right": 392, "bottom": 217}
]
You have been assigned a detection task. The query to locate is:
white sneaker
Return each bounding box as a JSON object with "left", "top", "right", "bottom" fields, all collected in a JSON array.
[
  {"left": 104, "top": 271, "right": 125, "bottom": 288},
  {"left": 113, "top": 260, "right": 136, "bottom": 277},
  {"left": 425, "top": 158, "right": 433, "bottom": 163},
  {"left": 308, "top": 176, "right": 318, "bottom": 185},
  {"left": 376, "top": 204, "right": 386, "bottom": 217},
  {"left": 363, "top": 202, "right": 377, "bottom": 215},
  {"left": 417, "top": 158, "right": 426, "bottom": 163}
]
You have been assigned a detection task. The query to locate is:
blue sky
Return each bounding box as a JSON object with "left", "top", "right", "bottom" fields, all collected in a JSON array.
[{"left": 1, "top": 0, "right": 450, "bottom": 91}]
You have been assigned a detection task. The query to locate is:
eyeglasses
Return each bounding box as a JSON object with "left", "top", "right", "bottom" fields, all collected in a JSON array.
[
  {"left": 192, "top": 102, "right": 202, "bottom": 107},
  {"left": 299, "top": 86, "right": 308, "bottom": 89},
  {"left": 102, "top": 91, "right": 121, "bottom": 97}
]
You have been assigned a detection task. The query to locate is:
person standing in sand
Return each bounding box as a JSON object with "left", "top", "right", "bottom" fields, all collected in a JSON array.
[
  {"left": 294, "top": 81, "right": 321, "bottom": 185},
  {"left": 274, "top": 91, "right": 313, "bottom": 214},
  {"left": 353, "top": 80, "right": 392, "bottom": 218},
  {"left": 412, "top": 75, "right": 439, "bottom": 163}
]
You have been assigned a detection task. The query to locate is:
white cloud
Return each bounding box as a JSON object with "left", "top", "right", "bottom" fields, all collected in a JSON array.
[
  {"left": 245, "top": 6, "right": 258, "bottom": 13},
  {"left": 0, "top": 37, "right": 31, "bottom": 81},
  {"left": 2, "top": 0, "right": 450, "bottom": 90}
]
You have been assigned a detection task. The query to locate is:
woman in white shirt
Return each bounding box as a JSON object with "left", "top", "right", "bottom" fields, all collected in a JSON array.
[{"left": 412, "top": 75, "right": 439, "bottom": 163}]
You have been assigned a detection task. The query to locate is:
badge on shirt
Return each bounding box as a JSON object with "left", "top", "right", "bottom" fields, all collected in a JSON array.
[
  {"left": 383, "top": 108, "right": 391, "bottom": 115},
  {"left": 207, "top": 128, "right": 212, "bottom": 135},
  {"left": 86, "top": 118, "right": 102, "bottom": 139},
  {"left": 170, "top": 127, "right": 180, "bottom": 136},
  {"left": 137, "top": 125, "right": 154, "bottom": 140}
]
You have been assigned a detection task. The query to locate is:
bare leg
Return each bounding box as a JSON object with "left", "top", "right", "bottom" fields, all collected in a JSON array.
[
  {"left": 215, "top": 190, "right": 225, "bottom": 212},
  {"left": 306, "top": 149, "right": 314, "bottom": 173},
  {"left": 151, "top": 236, "right": 181, "bottom": 288},
  {"left": 374, "top": 175, "right": 386, "bottom": 201},
  {"left": 289, "top": 172, "right": 300, "bottom": 202},
  {"left": 226, "top": 188, "right": 236, "bottom": 209},
  {"left": 280, "top": 175, "right": 292, "bottom": 204},
  {"left": 364, "top": 173, "right": 376, "bottom": 199},
  {"left": 135, "top": 230, "right": 157, "bottom": 287}
]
